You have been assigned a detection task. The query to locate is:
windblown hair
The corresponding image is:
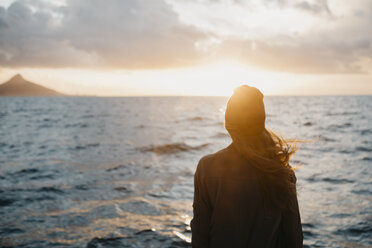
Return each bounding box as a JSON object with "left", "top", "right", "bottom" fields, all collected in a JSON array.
[{"left": 228, "top": 128, "right": 298, "bottom": 213}]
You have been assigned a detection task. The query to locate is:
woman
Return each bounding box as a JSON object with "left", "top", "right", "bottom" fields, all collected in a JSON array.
[{"left": 191, "top": 85, "right": 303, "bottom": 248}]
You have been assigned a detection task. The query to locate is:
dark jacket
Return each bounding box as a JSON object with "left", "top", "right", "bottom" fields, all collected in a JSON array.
[{"left": 191, "top": 144, "right": 303, "bottom": 248}]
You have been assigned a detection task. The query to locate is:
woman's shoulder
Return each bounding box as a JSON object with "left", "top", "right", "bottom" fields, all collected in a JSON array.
[
  {"left": 198, "top": 144, "right": 234, "bottom": 164},
  {"left": 196, "top": 144, "right": 241, "bottom": 177}
]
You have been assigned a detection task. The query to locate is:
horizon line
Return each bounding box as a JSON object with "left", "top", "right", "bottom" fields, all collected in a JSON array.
[{"left": 1, "top": 93, "right": 372, "bottom": 98}]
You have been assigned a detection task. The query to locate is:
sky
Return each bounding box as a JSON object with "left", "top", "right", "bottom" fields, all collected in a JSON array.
[{"left": 0, "top": 0, "right": 371, "bottom": 96}]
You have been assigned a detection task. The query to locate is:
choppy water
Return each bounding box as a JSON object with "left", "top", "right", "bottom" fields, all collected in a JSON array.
[{"left": 0, "top": 96, "right": 371, "bottom": 248}]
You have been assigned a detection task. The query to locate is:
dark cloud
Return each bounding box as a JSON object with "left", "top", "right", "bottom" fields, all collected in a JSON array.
[
  {"left": 0, "top": 0, "right": 207, "bottom": 69},
  {"left": 295, "top": 1, "right": 331, "bottom": 15}
]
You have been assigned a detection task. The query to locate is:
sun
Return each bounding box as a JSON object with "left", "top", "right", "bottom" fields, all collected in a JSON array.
[{"left": 158, "top": 60, "right": 284, "bottom": 96}]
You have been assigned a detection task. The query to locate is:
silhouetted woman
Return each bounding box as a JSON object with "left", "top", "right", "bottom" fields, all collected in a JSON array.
[{"left": 191, "top": 85, "right": 303, "bottom": 248}]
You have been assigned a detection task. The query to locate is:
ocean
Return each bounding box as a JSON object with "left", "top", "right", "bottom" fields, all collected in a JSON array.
[{"left": 0, "top": 96, "right": 371, "bottom": 247}]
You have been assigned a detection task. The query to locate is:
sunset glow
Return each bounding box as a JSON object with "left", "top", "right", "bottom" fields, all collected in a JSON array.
[{"left": 0, "top": 0, "right": 371, "bottom": 95}]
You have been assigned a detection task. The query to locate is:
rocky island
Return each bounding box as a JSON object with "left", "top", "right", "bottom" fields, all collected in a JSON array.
[{"left": 0, "top": 74, "right": 64, "bottom": 96}]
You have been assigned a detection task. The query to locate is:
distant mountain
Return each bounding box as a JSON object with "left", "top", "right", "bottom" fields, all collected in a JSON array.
[{"left": 0, "top": 74, "right": 65, "bottom": 96}]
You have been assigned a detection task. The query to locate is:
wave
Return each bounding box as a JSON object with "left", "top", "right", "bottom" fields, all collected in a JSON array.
[
  {"left": 187, "top": 116, "right": 204, "bottom": 121},
  {"left": 316, "top": 135, "right": 336, "bottom": 142},
  {"left": 360, "top": 129, "right": 372, "bottom": 135},
  {"left": 328, "top": 122, "right": 352, "bottom": 130},
  {"left": 73, "top": 143, "right": 100, "bottom": 150},
  {"left": 356, "top": 146, "right": 372, "bottom": 152},
  {"left": 9, "top": 169, "right": 55, "bottom": 180},
  {"left": 329, "top": 213, "right": 351, "bottom": 218},
  {"left": 82, "top": 114, "right": 95, "bottom": 119},
  {"left": 326, "top": 111, "right": 359, "bottom": 116},
  {"left": 64, "top": 123, "right": 89, "bottom": 128},
  {"left": 75, "top": 184, "right": 90, "bottom": 191},
  {"left": 147, "top": 192, "right": 172, "bottom": 199},
  {"left": 29, "top": 174, "right": 55, "bottom": 180},
  {"left": 139, "top": 142, "right": 208, "bottom": 154},
  {"left": 106, "top": 164, "right": 127, "bottom": 172},
  {"left": 87, "top": 236, "right": 125, "bottom": 247},
  {"left": 351, "top": 189, "right": 372, "bottom": 195},
  {"left": 37, "top": 124, "right": 53, "bottom": 129},
  {"left": 114, "top": 186, "right": 131, "bottom": 193},
  {"left": 303, "top": 230, "right": 317, "bottom": 238},
  {"left": 86, "top": 228, "right": 190, "bottom": 248},
  {"left": 302, "top": 222, "right": 315, "bottom": 228},
  {"left": 15, "top": 168, "right": 39, "bottom": 175},
  {"left": 334, "top": 221, "right": 372, "bottom": 237},
  {"left": 0, "top": 227, "right": 24, "bottom": 235},
  {"left": 0, "top": 198, "right": 16, "bottom": 207},
  {"left": 37, "top": 186, "right": 64, "bottom": 194},
  {"left": 322, "top": 177, "right": 355, "bottom": 184},
  {"left": 307, "top": 175, "right": 354, "bottom": 184}
]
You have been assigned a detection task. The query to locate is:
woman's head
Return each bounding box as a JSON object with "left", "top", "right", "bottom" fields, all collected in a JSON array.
[
  {"left": 225, "top": 85, "right": 298, "bottom": 212},
  {"left": 225, "top": 85, "right": 266, "bottom": 137}
]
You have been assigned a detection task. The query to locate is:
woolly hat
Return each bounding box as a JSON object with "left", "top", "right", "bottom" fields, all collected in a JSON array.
[{"left": 225, "top": 85, "right": 266, "bottom": 136}]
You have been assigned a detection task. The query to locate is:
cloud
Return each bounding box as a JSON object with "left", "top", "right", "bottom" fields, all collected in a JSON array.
[
  {"left": 0, "top": 0, "right": 207, "bottom": 69},
  {"left": 294, "top": 0, "right": 331, "bottom": 15},
  {"left": 206, "top": 0, "right": 332, "bottom": 15},
  {"left": 168, "top": 0, "right": 372, "bottom": 73},
  {"left": 0, "top": 0, "right": 371, "bottom": 74},
  {"left": 215, "top": 37, "right": 369, "bottom": 74}
]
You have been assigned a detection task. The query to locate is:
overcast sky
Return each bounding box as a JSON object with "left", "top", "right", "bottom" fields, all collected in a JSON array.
[{"left": 0, "top": 0, "right": 371, "bottom": 95}]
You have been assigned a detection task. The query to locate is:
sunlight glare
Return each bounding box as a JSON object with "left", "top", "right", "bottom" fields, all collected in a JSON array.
[{"left": 169, "top": 60, "right": 285, "bottom": 96}]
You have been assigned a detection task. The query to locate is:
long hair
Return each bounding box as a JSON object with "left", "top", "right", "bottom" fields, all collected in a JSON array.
[{"left": 228, "top": 128, "right": 298, "bottom": 213}]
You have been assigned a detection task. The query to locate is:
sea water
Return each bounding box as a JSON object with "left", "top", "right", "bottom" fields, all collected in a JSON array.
[{"left": 0, "top": 96, "right": 371, "bottom": 247}]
